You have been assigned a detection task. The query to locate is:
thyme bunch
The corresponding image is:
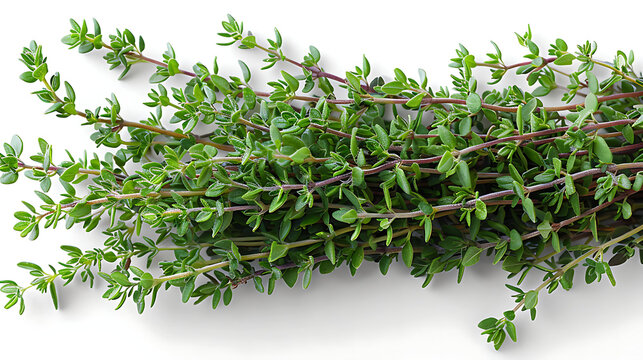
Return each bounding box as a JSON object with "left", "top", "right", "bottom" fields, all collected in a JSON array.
[{"left": 1, "top": 16, "right": 642, "bottom": 349}]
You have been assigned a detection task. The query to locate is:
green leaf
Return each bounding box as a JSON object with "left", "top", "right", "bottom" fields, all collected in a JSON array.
[
  {"left": 437, "top": 151, "right": 454, "bottom": 173},
  {"left": 356, "top": 149, "right": 366, "bottom": 167},
  {"left": 17, "top": 262, "right": 43, "bottom": 272},
  {"left": 20, "top": 71, "right": 37, "bottom": 83},
  {"left": 584, "top": 92, "right": 598, "bottom": 113},
  {"left": 210, "top": 75, "right": 231, "bottom": 94},
  {"left": 553, "top": 53, "right": 575, "bottom": 65},
  {"left": 32, "top": 63, "right": 48, "bottom": 81},
  {"left": 508, "top": 164, "right": 522, "bottom": 185},
  {"left": 223, "top": 286, "right": 232, "bottom": 305},
  {"left": 1, "top": 173, "right": 18, "bottom": 185},
  {"left": 463, "top": 54, "right": 477, "bottom": 69},
  {"left": 493, "top": 330, "right": 506, "bottom": 350},
  {"left": 424, "top": 217, "right": 433, "bottom": 242},
  {"left": 352, "top": 167, "right": 364, "bottom": 187},
  {"left": 455, "top": 161, "right": 471, "bottom": 189},
  {"left": 402, "top": 241, "right": 413, "bottom": 267},
  {"left": 14, "top": 127, "right": 32, "bottom": 153},
  {"left": 520, "top": 99, "right": 537, "bottom": 134},
  {"left": 211, "top": 288, "right": 221, "bottom": 309},
  {"left": 342, "top": 188, "right": 362, "bottom": 211},
  {"left": 379, "top": 255, "right": 392, "bottom": 275},
  {"left": 462, "top": 246, "right": 483, "bottom": 267},
  {"left": 565, "top": 174, "right": 576, "bottom": 195},
  {"left": 268, "top": 242, "right": 288, "bottom": 262},
  {"left": 290, "top": 147, "right": 311, "bottom": 164},
  {"left": 551, "top": 231, "right": 561, "bottom": 253},
  {"left": 419, "top": 202, "right": 433, "bottom": 216},
  {"left": 350, "top": 128, "right": 359, "bottom": 158},
  {"left": 149, "top": 73, "right": 169, "bottom": 83},
  {"left": 475, "top": 199, "right": 487, "bottom": 220},
  {"left": 181, "top": 278, "right": 195, "bottom": 303},
  {"left": 466, "top": 93, "right": 482, "bottom": 113},
  {"left": 506, "top": 321, "right": 517, "bottom": 342},
  {"left": 68, "top": 203, "right": 91, "bottom": 218},
  {"left": 374, "top": 124, "right": 390, "bottom": 149},
  {"left": 503, "top": 256, "right": 523, "bottom": 274},
  {"left": 269, "top": 192, "right": 288, "bottom": 213},
  {"left": 270, "top": 123, "right": 282, "bottom": 149},
  {"left": 302, "top": 268, "right": 312, "bottom": 289},
  {"left": 586, "top": 71, "right": 599, "bottom": 93},
  {"left": 622, "top": 201, "right": 632, "bottom": 219},
  {"left": 509, "top": 229, "right": 522, "bottom": 250},
  {"left": 63, "top": 103, "right": 76, "bottom": 115},
  {"left": 537, "top": 220, "right": 552, "bottom": 239},
  {"left": 240, "top": 35, "right": 256, "bottom": 48},
  {"left": 524, "top": 290, "right": 538, "bottom": 309},
  {"left": 380, "top": 81, "right": 406, "bottom": 95},
  {"left": 394, "top": 68, "right": 407, "bottom": 83},
  {"left": 459, "top": 116, "right": 472, "bottom": 136},
  {"left": 281, "top": 71, "right": 299, "bottom": 92},
  {"left": 49, "top": 282, "right": 58, "bottom": 310},
  {"left": 362, "top": 55, "right": 371, "bottom": 77},
  {"left": 592, "top": 136, "right": 612, "bottom": 163},
  {"left": 522, "top": 197, "right": 536, "bottom": 222},
  {"left": 622, "top": 125, "right": 634, "bottom": 144},
  {"left": 282, "top": 268, "right": 298, "bottom": 288},
  {"left": 351, "top": 247, "right": 364, "bottom": 269},
  {"left": 195, "top": 210, "right": 213, "bottom": 223},
  {"left": 633, "top": 173, "right": 643, "bottom": 191},
  {"left": 59, "top": 163, "right": 81, "bottom": 182},
  {"left": 253, "top": 277, "right": 264, "bottom": 293},
  {"left": 617, "top": 173, "right": 632, "bottom": 189},
  {"left": 395, "top": 167, "right": 411, "bottom": 194},
  {"left": 604, "top": 262, "right": 616, "bottom": 286},
  {"left": 238, "top": 60, "right": 251, "bottom": 83},
  {"left": 35, "top": 191, "right": 54, "bottom": 205},
  {"left": 332, "top": 209, "right": 357, "bottom": 224},
  {"left": 345, "top": 71, "right": 361, "bottom": 91},
  {"left": 526, "top": 39, "right": 539, "bottom": 55},
  {"left": 405, "top": 93, "right": 425, "bottom": 108},
  {"left": 167, "top": 59, "right": 179, "bottom": 76},
  {"left": 78, "top": 41, "right": 94, "bottom": 54},
  {"left": 516, "top": 104, "right": 525, "bottom": 135},
  {"left": 477, "top": 317, "right": 497, "bottom": 330},
  {"left": 111, "top": 272, "right": 132, "bottom": 286},
  {"left": 503, "top": 310, "right": 516, "bottom": 321},
  {"left": 140, "top": 273, "right": 154, "bottom": 289},
  {"left": 438, "top": 125, "right": 456, "bottom": 148},
  {"left": 324, "top": 241, "right": 336, "bottom": 264}
]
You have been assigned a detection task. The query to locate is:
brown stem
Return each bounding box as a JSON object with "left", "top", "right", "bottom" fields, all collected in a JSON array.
[
  {"left": 16, "top": 161, "right": 122, "bottom": 180},
  {"left": 158, "top": 205, "right": 260, "bottom": 217},
  {"left": 476, "top": 57, "right": 557, "bottom": 71},
  {"left": 75, "top": 112, "right": 234, "bottom": 152},
  {"left": 531, "top": 128, "right": 643, "bottom": 146},
  {"left": 399, "top": 119, "right": 637, "bottom": 166},
  {"left": 102, "top": 43, "right": 643, "bottom": 113},
  {"left": 252, "top": 43, "right": 377, "bottom": 93},
  {"left": 36, "top": 189, "right": 208, "bottom": 220},
  {"left": 505, "top": 190, "right": 636, "bottom": 244},
  {"left": 558, "top": 142, "right": 643, "bottom": 158},
  {"left": 356, "top": 163, "right": 643, "bottom": 219}
]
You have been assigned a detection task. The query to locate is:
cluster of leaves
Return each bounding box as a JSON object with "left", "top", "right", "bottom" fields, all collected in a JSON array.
[{"left": 2, "top": 16, "right": 643, "bottom": 350}]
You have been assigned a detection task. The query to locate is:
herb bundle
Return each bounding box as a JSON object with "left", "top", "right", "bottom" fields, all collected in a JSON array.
[{"left": 1, "top": 15, "right": 642, "bottom": 349}]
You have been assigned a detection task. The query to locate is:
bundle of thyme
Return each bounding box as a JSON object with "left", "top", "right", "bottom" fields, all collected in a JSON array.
[{"left": 1, "top": 16, "right": 642, "bottom": 349}]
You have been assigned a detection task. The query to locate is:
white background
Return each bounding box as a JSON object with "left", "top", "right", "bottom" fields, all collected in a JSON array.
[{"left": 0, "top": 0, "right": 641, "bottom": 358}]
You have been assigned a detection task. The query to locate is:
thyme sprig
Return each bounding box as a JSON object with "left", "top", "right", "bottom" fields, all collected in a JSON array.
[{"left": 2, "top": 16, "right": 642, "bottom": 350}]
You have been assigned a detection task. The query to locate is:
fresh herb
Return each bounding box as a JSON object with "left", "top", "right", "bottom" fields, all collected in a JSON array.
[{"left": 2, "top": 16, "right": 642, "bottom": 350}]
